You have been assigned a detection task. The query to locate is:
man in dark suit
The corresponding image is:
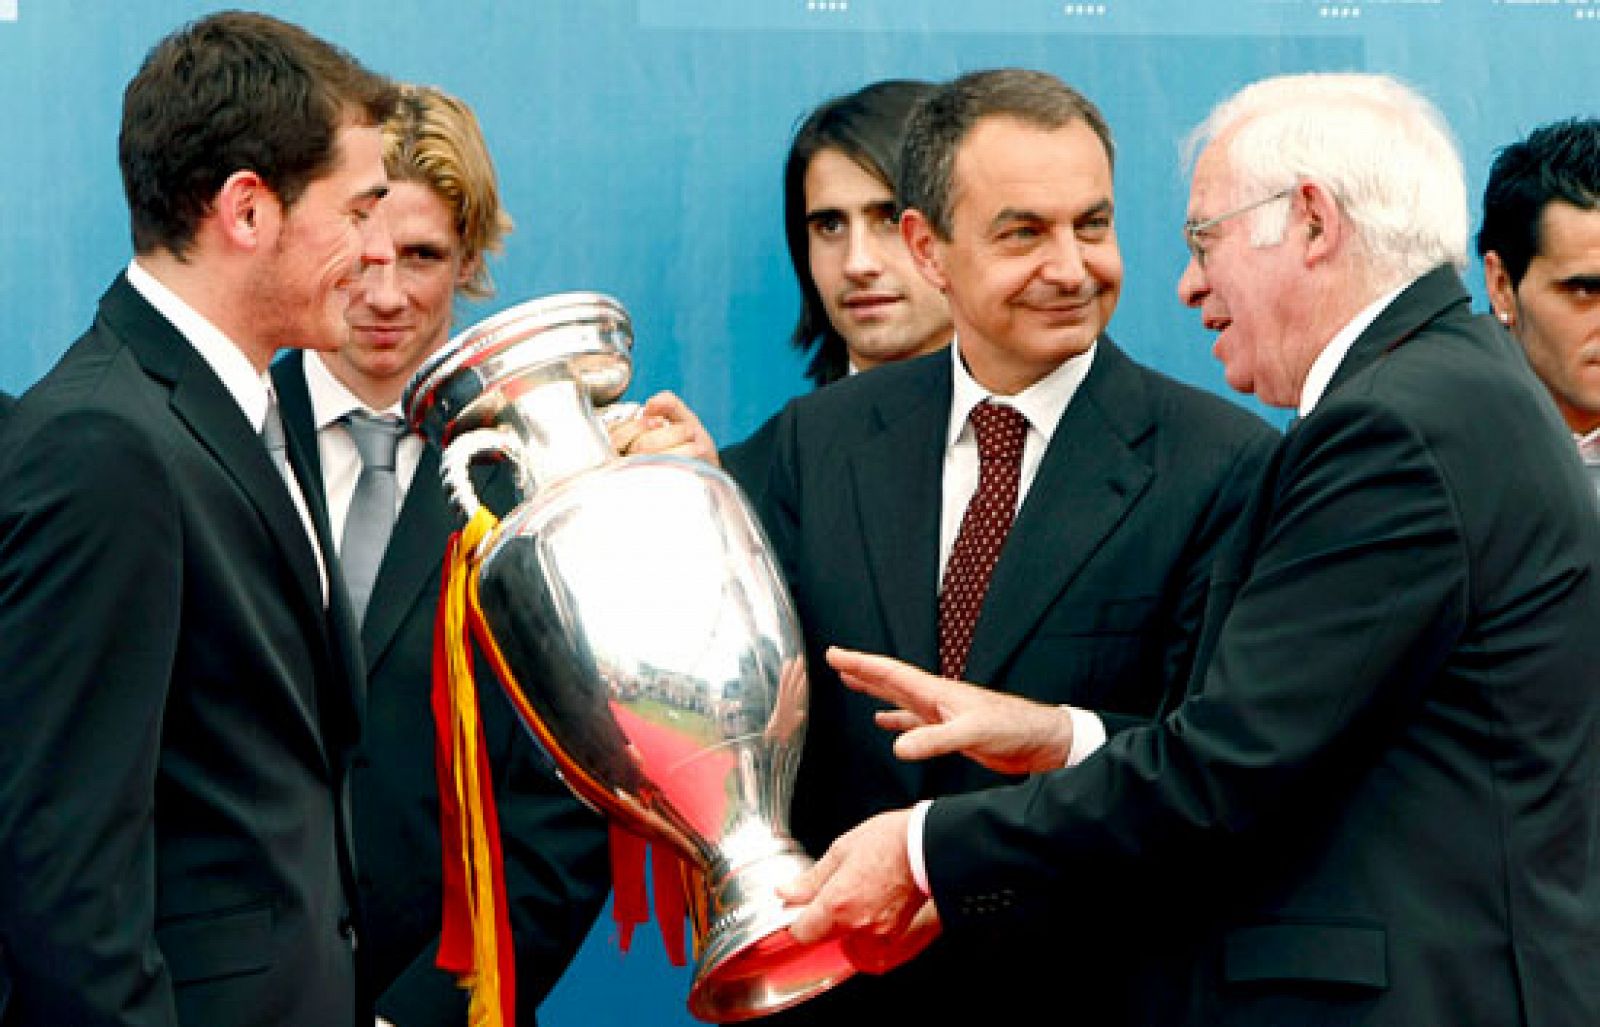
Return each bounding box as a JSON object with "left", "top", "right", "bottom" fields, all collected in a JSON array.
[
  {"left": 270, "top": 83, "right": 609, "bottom": 1026},
  {"left": 0, "top": 12, "right": 395, "bottom": 1026},
  {"left": 788, "top": 72, "right": 1600, "bottom": 1026},
  {"left": 1477, "top": 117, "right": 1600, "bottom": 492},
  {"left": 721, "top": 79, "right": 952, "bottom": 500},
  {"left": 744, "top": 69, "right": 1274, "bottom": 1024}
]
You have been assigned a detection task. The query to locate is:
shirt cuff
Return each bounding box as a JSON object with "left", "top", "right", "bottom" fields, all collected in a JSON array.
[
  {"left": 1065, "top": 707, "right": 1107, "bottom": 766},
  {"left": 907, "top": 798, "right": 934, "bottom": 895},
  {"left": 908, "top": 711, "right": 1102, "bottom": 898}
]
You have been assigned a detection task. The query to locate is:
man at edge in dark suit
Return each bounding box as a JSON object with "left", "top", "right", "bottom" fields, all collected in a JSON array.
[
  {"left": 740, "top": 69, "right": 1275, "bottom": 1025},
  {"left": 720, "top": 79, "right": 952, "bottom": 500},
  {"left": 787, "top": 72, "right": 1600, "bottom": 1027},
  {"left": 0, "top": 12, "right": 395, "bottom": 1026},
  {"left": 270, "top": 82, "right": 609, "bottom": 1026}
]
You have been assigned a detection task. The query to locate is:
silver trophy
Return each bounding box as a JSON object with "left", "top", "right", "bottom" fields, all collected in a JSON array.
[{"left": 405, "top": 292, "right": 853, "bottom": 1022}]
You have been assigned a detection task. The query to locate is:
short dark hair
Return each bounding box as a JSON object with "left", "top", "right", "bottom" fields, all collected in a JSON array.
[
  {"left": 119, "top": 10, "right": 398, "bottom": 256},
  {"left": 1477, "top": 117, "right": 1600, "bottom": 288},
  {"left": 900, "top": 69, "right": 1115, "bottom": 241},
  {"left": 784, "top": 79, "right": 936, "bottom": 388}
]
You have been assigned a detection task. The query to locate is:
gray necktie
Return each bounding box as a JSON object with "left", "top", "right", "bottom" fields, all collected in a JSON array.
[
  {"left": 340, "top": 410, "right": 406, "bottom": 623},
  {"left": 261, "top": 395, "right": 290, "bottom": 475}
]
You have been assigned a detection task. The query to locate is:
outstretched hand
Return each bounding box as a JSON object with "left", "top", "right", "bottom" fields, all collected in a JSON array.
[{"left": 826, "top": 646, "right": 1075, "bottom": 775}]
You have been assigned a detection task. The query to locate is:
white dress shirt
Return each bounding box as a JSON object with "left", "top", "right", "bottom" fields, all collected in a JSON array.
[
  {"left": 907, "top": 338, "right": 1106, "bottom": 892},
  {"left": 1296, "top": 281, "right": 1406, "bottom": 418},
  {"left": 1574, "top": 426, "right": 1600, "bottom": 499},
  {"left": 301, "top": 350, "right": 425, "bottom": 547}
]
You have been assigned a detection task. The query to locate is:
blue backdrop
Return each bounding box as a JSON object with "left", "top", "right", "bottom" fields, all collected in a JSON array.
[{"left": 0, "top": 2, "right": 1590, "bottom": 1023}]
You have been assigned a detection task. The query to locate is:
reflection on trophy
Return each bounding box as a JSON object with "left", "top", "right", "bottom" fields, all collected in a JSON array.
[{"left": 405, "top": 292, "right": 854, "bottom": 1022}]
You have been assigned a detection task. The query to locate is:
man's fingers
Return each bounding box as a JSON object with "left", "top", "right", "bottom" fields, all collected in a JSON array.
[
  {"left": 874, "top": 709, "right": 926, "bottom": 733},
  {"left": 893, "top": 721, "right": 969, "bottom": 762},
  {"left": 641, "top": 389, "right": 688, "bottom": 421},
  {"left": 777, "top": 842, "right": 836, "bottom": 906},
  {"left": 829, "top": 647, "right": 936, "bottom": 713},
  {"left": 786, "top": 899, "right": 836, "bottom": 946},
  {"left": 607, "top": 420, "right": 647, "bottom": 455},
  {"left": 838, "top": 898, "right": 943, "bottom": 975}
]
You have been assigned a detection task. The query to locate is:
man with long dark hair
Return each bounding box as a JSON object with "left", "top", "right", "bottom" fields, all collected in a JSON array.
[{"left": 722, "top": 81, "right": 952, "bottom": 494}]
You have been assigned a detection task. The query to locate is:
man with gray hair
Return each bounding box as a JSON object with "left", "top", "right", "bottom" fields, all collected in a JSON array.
[{"left": 784, "top": 72, "right": 1600, "bottom": 1026}]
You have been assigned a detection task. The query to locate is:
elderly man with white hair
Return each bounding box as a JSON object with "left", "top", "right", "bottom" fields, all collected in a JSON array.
[{"left": 780, "top": 72, "right": 1600, "bottom": 1027}]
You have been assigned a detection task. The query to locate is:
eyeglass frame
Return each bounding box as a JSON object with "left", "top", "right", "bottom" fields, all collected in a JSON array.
[{"left": 1182, "top": 186, "right": 1295, "bottom": 268}]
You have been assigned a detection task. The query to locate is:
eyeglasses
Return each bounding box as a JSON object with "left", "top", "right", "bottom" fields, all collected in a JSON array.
[{"left": 1183, "top": 187, "right": 1294, "bottom": 268}]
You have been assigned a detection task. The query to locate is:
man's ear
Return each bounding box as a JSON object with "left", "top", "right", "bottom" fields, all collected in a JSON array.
[
  {"left": 1298, "top": 179, "right": 1342, "bottom": 266},
  {"left": 900, "top": 207, "right": 949, "bottom": 292},
  {"left": 1482, "top": 250, "right": 1519, "bottom": 330},
  {"left": 213, "top": 170, "right": 276, "bottom": 251}
]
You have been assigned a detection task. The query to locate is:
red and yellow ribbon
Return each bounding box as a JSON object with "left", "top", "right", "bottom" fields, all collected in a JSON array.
[
  {"left": 433, "top": 508, "right": 516, "bottom": 1026},
  {"left": 433, "top": 505, "right": 703, "bottom": 1022}
]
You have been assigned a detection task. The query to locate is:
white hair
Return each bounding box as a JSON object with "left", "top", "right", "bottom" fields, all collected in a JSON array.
[{"left": 1185, "top": 72, "right": 1469, "bottom": 286}]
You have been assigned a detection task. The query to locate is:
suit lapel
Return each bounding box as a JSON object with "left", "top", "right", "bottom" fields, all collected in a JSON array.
[
  {"left": 1323, "top": 266, "right": 1472, "bottom": 400},
  {"left": 271, "top": 351, "right": 324, "bottom": 494},
  {"left": 849, "top": 360, "right": 950, "bottom": 671},
  {"left": 964, "top": 340, "right": 1154, "bottom": 686},
  {"left": 1172, "top": 267, "right": 1472, "bottom": 714},
  {"left": 107, "top": 282, "right": 357, "bottom": 767},
  {"left": 268, "top": 351, "right": 367, "bottom": 752},
  {"left": 108, "top": 283, "right": 328, "bottom": 626},
  {"left": 360, "top": 444, "right": 451, "bottom": 662}
]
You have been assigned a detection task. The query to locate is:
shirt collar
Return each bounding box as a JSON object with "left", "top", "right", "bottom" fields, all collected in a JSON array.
[
  {"left": 1575, "top": 425, "right": 1600, "bottom": 465},
  {"left": 126, "top": 258, "right": 271, "bottom": 431},
  {"left": 303, "top": 349, "right": 404, "bottom": 429},
  {"left": 947, "top": 334, "right": 1097, "bottom": 448},
  {"left": 1297, "top": 280, "right": 1409, "bottom": 418}
]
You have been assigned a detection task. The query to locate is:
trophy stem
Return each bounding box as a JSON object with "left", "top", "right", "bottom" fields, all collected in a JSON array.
[{"left": 688, "top": 848, "right": 855, "bottom": 1023}]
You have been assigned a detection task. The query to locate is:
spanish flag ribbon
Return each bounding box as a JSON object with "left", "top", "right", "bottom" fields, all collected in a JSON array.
[
  {"left": 608, "top": 823, "right": 693, "bottom": 967},
  {"left": 433, "top": 508, "right": 516, "bottom": 1026}
]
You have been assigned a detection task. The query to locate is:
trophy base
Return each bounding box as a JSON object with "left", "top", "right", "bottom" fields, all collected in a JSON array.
[{"left": 687, "top": 851, "right": 856, "bottom": 1022}]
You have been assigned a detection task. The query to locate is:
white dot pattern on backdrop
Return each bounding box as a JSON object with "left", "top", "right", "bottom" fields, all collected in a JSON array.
[{"left": 938, "top": 400, "right": 1028, "bottom": 679}]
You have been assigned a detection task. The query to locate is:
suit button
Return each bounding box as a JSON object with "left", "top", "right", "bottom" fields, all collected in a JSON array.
[{"left": 339, "top": 914, "right": 358, "bottom": 948}]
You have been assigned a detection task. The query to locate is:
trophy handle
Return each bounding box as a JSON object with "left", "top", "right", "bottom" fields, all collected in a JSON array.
[{"left": 441, "top": 426, "right": 523, "bottom": 524}]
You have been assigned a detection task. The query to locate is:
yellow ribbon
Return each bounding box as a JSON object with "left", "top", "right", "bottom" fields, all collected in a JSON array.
[{"left": 439, "top": 507, "right": 513, "bottom": 1026}]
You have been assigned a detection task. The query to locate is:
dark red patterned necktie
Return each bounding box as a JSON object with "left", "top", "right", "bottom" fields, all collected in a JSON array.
[{"left": 938, "top": 400, "right": 1029, "bottom": 678}]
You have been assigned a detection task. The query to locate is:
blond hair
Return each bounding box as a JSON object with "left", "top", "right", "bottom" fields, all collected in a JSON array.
[{"left": 384, "top": 83, "right": 513, "bottom": 299}]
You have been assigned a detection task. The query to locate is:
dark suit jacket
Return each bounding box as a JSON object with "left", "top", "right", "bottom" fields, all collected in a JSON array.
[
  {"left": 927, "top": 268, "right": 1600, "bottom": 1025},
  {"left": 747, "top": 339, "right": 1275, "bottom": 1023},
  {"left": 272, "top": 352, "right": 610, "bottom": 1026},
  {"left": 719, "top": 409, "right": 779, "bottom": 513},
  {"left": 0, "top": 275, "right": 366, "bottom": 1026}
]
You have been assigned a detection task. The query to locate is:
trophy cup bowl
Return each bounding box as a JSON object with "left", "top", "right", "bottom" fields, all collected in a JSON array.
[{"left": 405, "top": 292, "right": 854, "bottom": 1021}]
